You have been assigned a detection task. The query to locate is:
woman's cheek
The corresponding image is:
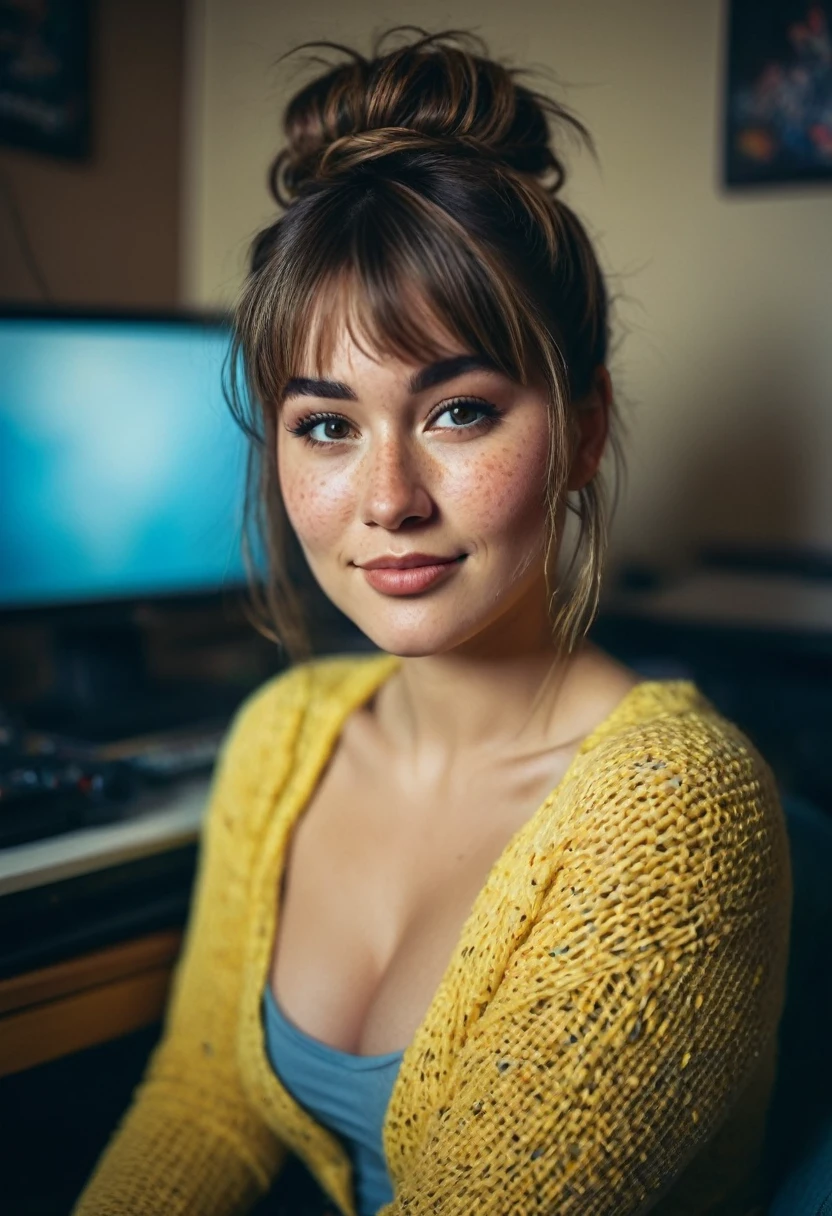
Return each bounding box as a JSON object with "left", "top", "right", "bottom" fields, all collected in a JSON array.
[
  {"left": 280, "top": 464, "right": 355, "bottom": 553},
  {"left": 447, "top": 441, "right": 548, "bottom": 535}
]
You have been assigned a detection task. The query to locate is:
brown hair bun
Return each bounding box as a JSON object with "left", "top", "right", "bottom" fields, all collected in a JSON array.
[{"left": 269, "top": 26, "right": 592, "bottom": 205}]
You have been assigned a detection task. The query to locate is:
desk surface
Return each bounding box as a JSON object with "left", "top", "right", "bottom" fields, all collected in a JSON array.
[
  {"left": 607, "top": 568, "right": 832, "bottom": 633},
  {"left": 0, "top": 775, "right": 211, "bottom": 896}
]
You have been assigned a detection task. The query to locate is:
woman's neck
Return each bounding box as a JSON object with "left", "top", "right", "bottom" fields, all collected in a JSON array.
[{"left": 371, "top": 585, "right": 596, "bottom": 776}]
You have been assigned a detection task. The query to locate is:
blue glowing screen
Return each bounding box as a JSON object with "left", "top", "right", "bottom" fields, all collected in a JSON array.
[{"left": 0, "top": 317, "right": 253, "bottom": 608}]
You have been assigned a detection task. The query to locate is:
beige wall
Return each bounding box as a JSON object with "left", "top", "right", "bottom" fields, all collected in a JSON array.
[
  {"left": 0, "top": 0, "right": 185, "bottom": 307},
  {"left": 183, "top": 0, "right": 832, "bottom": 567}
]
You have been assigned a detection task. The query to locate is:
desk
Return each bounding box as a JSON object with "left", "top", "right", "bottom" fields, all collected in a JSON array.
[
  {"left": 0, "top": 777, "right": 210, "bottom": 1078},
  {"left": 0, "top": 775, "right": 210, "bottom": 895}
]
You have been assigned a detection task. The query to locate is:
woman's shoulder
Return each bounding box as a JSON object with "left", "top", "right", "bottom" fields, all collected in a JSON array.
[
  {"left": 201, "top": 652, "right": 395, "bottom": 844},
  {"left": 534, "top": 686, "right": 792, "bottom": 1003},
  {"left": 582, "top": 674, "right": 774, "bottom": 785},
  {"left": 565, "top": 680, "right": 789, "bottom": 893},
  {"left": 218, "top": 649, "right": 397, "bottom": 763}
]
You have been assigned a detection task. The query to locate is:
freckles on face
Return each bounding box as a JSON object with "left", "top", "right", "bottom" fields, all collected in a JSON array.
[
  {"left": 443, "top": 416, "right": 550, "bottom": 544},
  {"left": 278, "top": 398, "right": 550, "bottom": 570},
  {"left": 277, "top": 444, "right": 355, "bottom": 555}
]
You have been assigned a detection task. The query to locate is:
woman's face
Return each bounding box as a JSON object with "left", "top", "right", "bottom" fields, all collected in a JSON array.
[{"left": 276, "top": 307, "right": 559, "bottom": 657}]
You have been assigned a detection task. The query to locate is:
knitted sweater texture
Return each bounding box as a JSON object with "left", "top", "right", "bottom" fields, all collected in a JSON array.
[{"left": 72, "top": 651, "right": 792, "bottom": 1216}]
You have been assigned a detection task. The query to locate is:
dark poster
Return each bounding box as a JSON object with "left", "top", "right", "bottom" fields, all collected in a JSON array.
[
  {"left": 724, "top": 1, "right": 832, "bottom": 187},
  {"left": 0, "top": 0, "right": 90, "bottom": 159}
]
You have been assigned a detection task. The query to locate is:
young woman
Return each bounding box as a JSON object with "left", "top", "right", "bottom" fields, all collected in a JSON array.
[{"left": 74, "top": 28, "right": 791, "bottom": 1216}]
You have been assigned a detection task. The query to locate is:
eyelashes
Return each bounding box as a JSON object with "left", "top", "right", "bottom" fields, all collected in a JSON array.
[{"left": 285, "top": 397, "right": 504, "bottom": 448}]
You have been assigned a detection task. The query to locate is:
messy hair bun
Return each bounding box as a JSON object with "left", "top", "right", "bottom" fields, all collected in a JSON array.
[
  {"left": 230, "top": 27, "right": 625, "bottom": 662},
  {"left": 269, "top": 29, "right": 588, "bottom": 205}
]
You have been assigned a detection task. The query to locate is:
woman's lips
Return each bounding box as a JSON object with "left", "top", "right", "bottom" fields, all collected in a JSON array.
[{"left": 360, "top": 556, "right": 466, "bottom": 596}]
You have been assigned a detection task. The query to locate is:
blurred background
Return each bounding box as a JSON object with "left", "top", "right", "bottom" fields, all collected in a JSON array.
[{"left": 0, "top": 2, "right": 830, "bottom": 1213}]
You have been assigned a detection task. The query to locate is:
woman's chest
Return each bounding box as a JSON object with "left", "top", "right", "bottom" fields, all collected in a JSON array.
[{"left": 266, "top": 750, "right": 575, "bottom": 1058}]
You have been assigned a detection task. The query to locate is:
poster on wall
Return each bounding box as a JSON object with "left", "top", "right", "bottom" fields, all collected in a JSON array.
[
  {"left": 0, "top": 0, "right": 90, "bottom": 158},
  {"left": 724, "top": 0, "right": 832, "bottom": 187}
]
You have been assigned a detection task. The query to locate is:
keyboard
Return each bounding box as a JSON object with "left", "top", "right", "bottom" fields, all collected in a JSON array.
[{"left": 0, "top": 708, "right": 225, "bottom": 850}]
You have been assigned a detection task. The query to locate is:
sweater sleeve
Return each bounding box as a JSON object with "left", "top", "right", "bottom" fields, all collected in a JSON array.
[
  {"left": 378, "top": 721, "right": 792, "bottom": 1216},
  {"left": 71, "top": 677, "right": 294, "bottom": 1216}
]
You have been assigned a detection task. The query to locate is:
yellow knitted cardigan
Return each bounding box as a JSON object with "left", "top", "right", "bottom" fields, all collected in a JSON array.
[{"left": 73, "top": 651, "right": 792, "bottom": 1216}]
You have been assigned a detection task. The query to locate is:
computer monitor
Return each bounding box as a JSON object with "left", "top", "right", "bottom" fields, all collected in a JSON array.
[{"left": 0, "top": 310, "right": 252, "bottom": 611}]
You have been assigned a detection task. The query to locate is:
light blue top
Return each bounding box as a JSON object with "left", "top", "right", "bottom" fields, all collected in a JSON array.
[{"left": 261, "top": 984, "right": 404, "bottom": 1216}]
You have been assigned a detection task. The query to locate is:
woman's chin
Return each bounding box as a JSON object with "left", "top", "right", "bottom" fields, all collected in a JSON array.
[{"left": 350, "top": 615, "right": 481, "bottom": 659}]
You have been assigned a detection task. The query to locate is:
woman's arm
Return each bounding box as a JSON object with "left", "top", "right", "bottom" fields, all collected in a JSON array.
[
  {"left": 378, "top": 724, "right": 792, "bottom": 1215},
  {"left": 71, "top": 677, "right": 297, "bottom": 1216}
]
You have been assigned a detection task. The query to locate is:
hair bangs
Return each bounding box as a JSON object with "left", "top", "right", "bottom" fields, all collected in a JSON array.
[{"left": 272, "top": 180, "right": 540, "bottom": 397}]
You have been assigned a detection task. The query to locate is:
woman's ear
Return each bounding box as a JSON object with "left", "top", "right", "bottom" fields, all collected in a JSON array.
[{"left": 566, "top": 365, "right": 612, "bottom": 492}]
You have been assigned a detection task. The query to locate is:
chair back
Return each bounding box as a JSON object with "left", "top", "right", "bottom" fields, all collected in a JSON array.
[{"left": 764, "top": 793, "right": 832, "bottom": 1214}]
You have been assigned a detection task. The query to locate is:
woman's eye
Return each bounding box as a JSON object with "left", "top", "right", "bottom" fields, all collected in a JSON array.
[
  {"left": 431, "top": 399, "right": 501, "bottom": 430},
  {"left": 310, "top": 417, "right": 351, "bottom": 442},
  {"left": 288, "top": 413, "right": 353, "bottom": 445}
]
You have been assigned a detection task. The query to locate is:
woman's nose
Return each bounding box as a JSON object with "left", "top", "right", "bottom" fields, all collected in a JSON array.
[{"left": 358, "top": 438, "right": 434, "bottom": 529}]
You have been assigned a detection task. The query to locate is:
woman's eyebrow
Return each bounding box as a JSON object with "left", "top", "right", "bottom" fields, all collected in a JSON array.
[{"left": 279, "top": 354, "right": 502, "bottom": 405}]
